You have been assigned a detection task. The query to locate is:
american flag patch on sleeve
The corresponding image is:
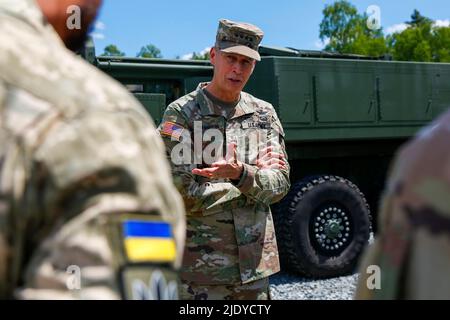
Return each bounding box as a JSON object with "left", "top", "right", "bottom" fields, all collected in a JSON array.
[{"left": 159, "top": 121, "right": 185, "bottom": 141}]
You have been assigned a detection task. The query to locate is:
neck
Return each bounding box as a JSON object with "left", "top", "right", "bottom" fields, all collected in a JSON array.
[{"left": 205, "top": 81, "right": 240, "bottom": 103}]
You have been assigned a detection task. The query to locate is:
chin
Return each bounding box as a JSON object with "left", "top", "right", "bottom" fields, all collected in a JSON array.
[{"left": 226, "top": 82, "right": 244, "bottom": 92}]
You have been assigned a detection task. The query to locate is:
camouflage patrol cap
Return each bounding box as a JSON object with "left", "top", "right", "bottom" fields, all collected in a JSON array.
[{"left": 215, "top": 19, "right": 264, "bottom": 61}]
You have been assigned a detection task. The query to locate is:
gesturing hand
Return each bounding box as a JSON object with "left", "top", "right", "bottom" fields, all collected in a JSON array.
[
  {"left": 192, "top": 143, "right": 243, "bottom": 180},
  {"left": 256, "top": 146, "right": 287, "bottom": 170}
]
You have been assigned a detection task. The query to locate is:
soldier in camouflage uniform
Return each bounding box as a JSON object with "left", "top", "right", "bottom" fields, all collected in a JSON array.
[
  {"left": 158, "top": 19, "right": 291, "bottom": 300},
  {"left": 0, "top": 0, "right": 185, "bottom": 299},
  {"left": 355, "top": 110, "right": 450, "bottom": 300}
]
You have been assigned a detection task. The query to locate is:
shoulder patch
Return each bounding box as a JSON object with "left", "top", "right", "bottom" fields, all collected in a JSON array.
[
  {"left": 159, "top": 121, "right": 185, "bottom": 141},
  {"left": 122, "top": 219, "right": 177, "bottom": 263},
  {"left": 121, "top": 265, "right": 179, "bottom": 300}
]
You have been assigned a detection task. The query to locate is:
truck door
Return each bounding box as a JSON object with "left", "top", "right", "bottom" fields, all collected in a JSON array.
[{"left": 134, "top": 93, "right": 166, "bottom": 126}]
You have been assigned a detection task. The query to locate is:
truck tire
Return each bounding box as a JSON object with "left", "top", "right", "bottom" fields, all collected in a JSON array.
[{"left": 274, "top": 175, "right": 371, "bottom": 278}]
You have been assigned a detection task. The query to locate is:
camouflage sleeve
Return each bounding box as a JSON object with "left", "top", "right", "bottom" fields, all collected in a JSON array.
[
  {"left": 158, "top": 106, "right": 244, "bottom": 216},
  {"left": 4, "top": 108, "right": 185, "bottom": 300},
  {"left": 355, "top": 153, "right": 411, "bottom": 300},
  {"left": 354, "top": 193, "right": 391, "bottom": 300},
  {"left": 233, "top": 110, "right": 291, "bottom": 206}
]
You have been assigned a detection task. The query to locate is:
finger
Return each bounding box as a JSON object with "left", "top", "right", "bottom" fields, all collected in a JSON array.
[
  {"left": 259, "top": 162, "right": 286, "bottom": 170},
  {"left": 260, "top": 152, "right": 285, "bottom": 162},
  {"left": 268, "top": 159, "right": 286, "bottom": 166},
  {"left": 225, "top": 142, "right": 238, "bottom": 162},
  {"left": 192, "top": 169, "right": 212, "bottom": 178},
  {"left": 258, "top": 146, "right": 274, "bottom": 159},
  {"left": 211, "top": 160, "right": 227, "bottom": 167},
  {"left": 192, "top": 167, "right": 219, "bottom": 176},
  {"left": 269, "top": 165, "right": 287, "bottom": 170},
  {"left": 262, "top": 163, "right": 287, "bottom": 170},
  {"left": 258, "top": 157, "right": 286, "bottom": 166}
]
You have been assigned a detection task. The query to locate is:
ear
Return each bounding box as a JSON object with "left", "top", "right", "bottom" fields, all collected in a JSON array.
[
  {"left": 250, "top": 60, "right": 256, "bottom": 74},
  {"left": 210, "top": 47, "right": 216, "bottom": 65}
]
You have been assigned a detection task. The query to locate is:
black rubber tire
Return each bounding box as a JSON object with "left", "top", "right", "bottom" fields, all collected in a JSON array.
[{"left": 273, "top": 175, "right": 371, "bottom": 278}]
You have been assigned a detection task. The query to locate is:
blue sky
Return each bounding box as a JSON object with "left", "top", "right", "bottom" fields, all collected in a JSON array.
[{"left": 91, "top": 0, "right": 450, "bottom": 59}]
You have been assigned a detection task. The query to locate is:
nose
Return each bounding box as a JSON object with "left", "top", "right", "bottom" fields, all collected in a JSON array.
[{"left": 231, "top": 62, "right": 243, "bottom": 75}]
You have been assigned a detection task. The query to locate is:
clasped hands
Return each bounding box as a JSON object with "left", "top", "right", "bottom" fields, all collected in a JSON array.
[{"left": 192, "top": 143, "right": 287, "bottom": 180}]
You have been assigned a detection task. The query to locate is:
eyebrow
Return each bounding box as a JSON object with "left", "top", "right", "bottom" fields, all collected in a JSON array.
[{"left": 224, "top": 53, "right": 253, "bottom": 63}]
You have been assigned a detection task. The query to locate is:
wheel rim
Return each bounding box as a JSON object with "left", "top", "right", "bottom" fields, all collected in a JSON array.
[{"left": 310, "top": 204, "right": 353, "bottom": 255}]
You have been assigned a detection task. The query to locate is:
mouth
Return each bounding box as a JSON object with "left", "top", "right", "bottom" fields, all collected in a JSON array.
[{"left": 227, "top": 78, "right": 243, "bottom": 85}]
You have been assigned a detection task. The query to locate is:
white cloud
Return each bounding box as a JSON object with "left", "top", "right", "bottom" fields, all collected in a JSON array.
[
  {"left": 314, "top": 38, "right": 329, "bottom": 50},
  {"left": 181, "top": 53, "right": 194, "bottom": 60},
  {"left": 385, "top": 20, "right": 449, "bottom": 35},
  {"left": 433, "top": 19, "right": 450, "bottom": 28},
  {"left": 386, "top": 23, "right": 409, "bottom": 34},
  {"left": 181, "top": 47, "right": 211, "bottom": 60},
  {"left": 90, "top": 21, "right": 106, "bottom": 40},
  {"left": 200, "top": 47, "right": 211, "bottom": 55},
  {"left": 91, "top": 32, "right": 105, "bottom": 40},
  {"left": 95, "top": 21, "right": 106, "bottom": 30}
]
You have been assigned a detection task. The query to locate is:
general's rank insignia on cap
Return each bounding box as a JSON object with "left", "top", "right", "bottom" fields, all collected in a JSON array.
[
  {"left": 122, "top": 220, "right": 176, "bottom": 263},
  {"left": 160, "top": 121, "right": 185, "bottom": 141}
]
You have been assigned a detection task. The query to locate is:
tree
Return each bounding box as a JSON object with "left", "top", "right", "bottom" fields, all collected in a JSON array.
[
  {"left": 101, "top": 44, "right": 125, "bottom": 57},
  {"left": 319, "top": 0, "right": 360, "bottom": 53},
  {"left": 390, "top": 10, "right": 450, "bottom": 62},
  {"left": 191, "top": 51, "right": 210, "bottom": 61},
  {"left": 319, "top": 0, "right": 388, "bottom": 56},
  {"left": 431, "top": 27, "right": 450, "bottom": 62},
  {"left": 137, "top": 44, "right": 162, "bottom": 58},
  {"left": 319, "top": 3, "right": 450, "bottom": 62},
  {"left": 406, "top": 9, "right": 432, "bottom": 27},
  {"left": 390, "top": 25, "right": 432, "bottom": 61}
]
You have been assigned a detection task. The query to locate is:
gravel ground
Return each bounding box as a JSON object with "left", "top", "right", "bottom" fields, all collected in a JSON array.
[
  {"left": 269, "top": 233, "right": 374, "bottom": 300},
  {"left": 269, "top": 272, "right": 359, "bottom": 300}
]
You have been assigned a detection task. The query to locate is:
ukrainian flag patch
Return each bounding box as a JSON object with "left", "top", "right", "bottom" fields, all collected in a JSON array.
[{"left": 123, "top": 220, "right": 176, "bottom": 263}]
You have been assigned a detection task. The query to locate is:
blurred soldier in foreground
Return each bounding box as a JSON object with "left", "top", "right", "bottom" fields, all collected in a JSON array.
[
  {"left": 355, "top": 110, "right": 450, "bottom": 299},
  {"left": 158, "top": 19, "right": 290, "bottom": 300},
  {"left": 0, "top": 0, "right": 185, "bottom": 299}
]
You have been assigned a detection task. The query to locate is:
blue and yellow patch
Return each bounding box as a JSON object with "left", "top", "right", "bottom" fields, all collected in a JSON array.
[{"left": 122, "top": 220, "right": 176, "bottom": 263}]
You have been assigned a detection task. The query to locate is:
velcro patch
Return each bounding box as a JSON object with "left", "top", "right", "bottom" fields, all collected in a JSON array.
[
  {"left": 121, "top": 265, "right": 179, "bottom": 300},
  {"left": 122, "top": 220, "right": 176, "bottom": 263},
  {"left": 160, "top": 121, "right": 185, "bottom": 141}
]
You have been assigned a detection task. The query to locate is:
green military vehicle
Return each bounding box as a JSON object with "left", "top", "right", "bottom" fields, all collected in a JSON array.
[{"left": 86, "top": 41, "right": 450, "bottom": 278}]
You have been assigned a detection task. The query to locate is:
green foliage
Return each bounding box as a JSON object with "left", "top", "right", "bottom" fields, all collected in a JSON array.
[
  {"left": 319, "top": 1, "right": 388, "bottom": 57},
  {"left": 390, "top": 10, "right": 450, "bottom": 62},
  {"left": 137, "top": 44, "right": 162, "bottom": 58},
  {"left": 406, "top": 9, "right": 432, "bottom": 27},
  {"left": 432, "top": 27, "right": 450, "bottom": 62},
  {"left": 319, "top": 0, "right": 360, "bottom": 53},
  {"left": 319, "top": 2, "right": 450, "bottom": 62},
  {"left": 191, "top": 51, "right": 211, "bottom": 61},
  {"left": 101, "top": 44, "right": 125, "bottom": 57}
]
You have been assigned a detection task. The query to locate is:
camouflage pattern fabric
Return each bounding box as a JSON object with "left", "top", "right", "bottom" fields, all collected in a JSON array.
[
  {"left": 216, "top": 19, "right": 264, "bottom": 52},
  {"left": 180, "top": 278, "right": 270, "bottom": 300},
  {"left": 0, "top": 0, "right": 185, "bottom": 299},
  {"left": 355, "top": 109, "right": 450, "bottom": 300},
  {"left": 158, "top": 83, "right": 290, "bottom": 291},
  {"left": 215, "top": 19, "right": 264, "bottom": 61}
]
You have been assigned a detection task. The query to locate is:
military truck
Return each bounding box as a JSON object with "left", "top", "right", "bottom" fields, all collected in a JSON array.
[{"left": 86, "top": 42, "right": 450, "bottom": 278}]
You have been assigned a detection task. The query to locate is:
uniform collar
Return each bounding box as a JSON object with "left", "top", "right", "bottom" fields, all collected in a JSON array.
[{"left": 195, "top": 82, "right": 256, "bottom": 119}]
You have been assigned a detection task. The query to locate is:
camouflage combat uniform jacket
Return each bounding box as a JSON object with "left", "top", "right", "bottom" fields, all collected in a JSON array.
[
  {"left": 355, "top": 110, "right": 450, "bottom": 300},
  {"left": 159, "top": 83, "right": 290, "bottom": 285},
  {"left": 0, "top": 0, "right": 185, "bottom": 299}
]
